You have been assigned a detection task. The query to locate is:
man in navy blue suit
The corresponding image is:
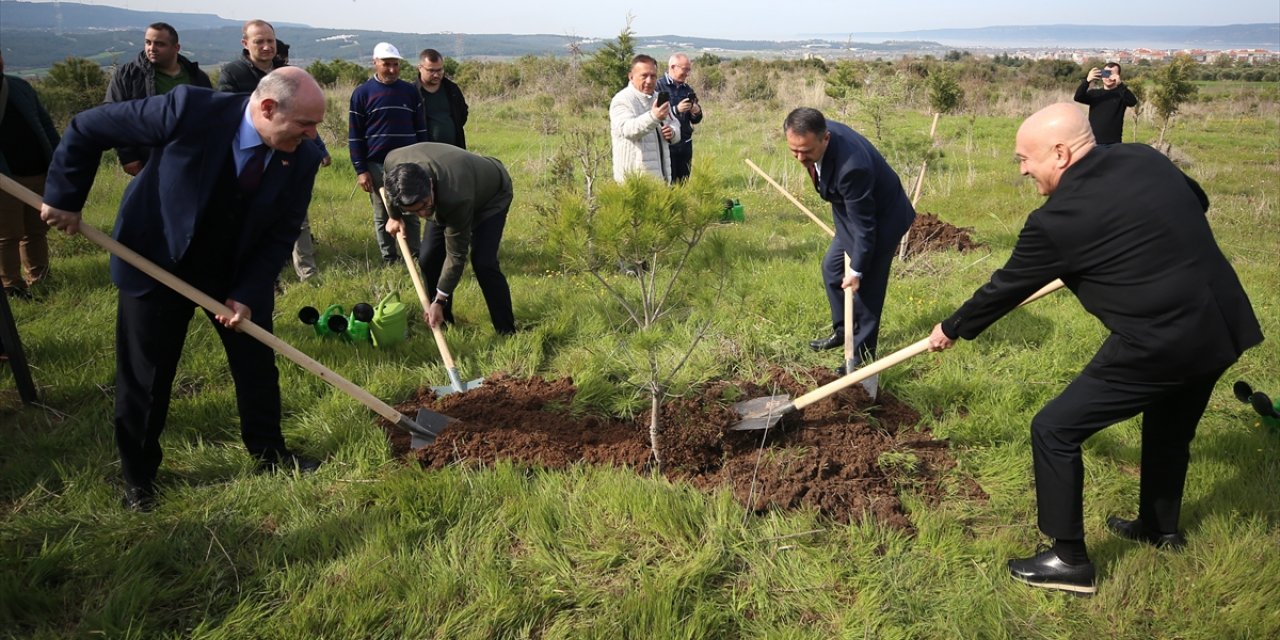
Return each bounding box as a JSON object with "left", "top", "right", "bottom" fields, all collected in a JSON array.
[
  {"left": 784, "top": 107, "right": 916, "bottom": 397},
  {"left": 42, "top": 67, "right": 326, "bottom": 511}
]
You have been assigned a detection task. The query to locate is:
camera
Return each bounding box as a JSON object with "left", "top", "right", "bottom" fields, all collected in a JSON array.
[
  {"left": 656, "top": 91, "right": 669, "bottom": 107},
  {"left": 1099, "top": 69, "right": 1112, "bottom": 79}
]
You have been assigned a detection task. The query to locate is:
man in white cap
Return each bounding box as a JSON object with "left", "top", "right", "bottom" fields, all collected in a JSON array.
[{"left": 348, "top": 42, "right": 428, "bottom": 265}]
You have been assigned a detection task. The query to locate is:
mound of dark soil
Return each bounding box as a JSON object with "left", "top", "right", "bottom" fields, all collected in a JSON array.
[
  {"left": 902, "top": 212, "right": 981, "bottom": 256},
  {"left": 384, "top": 370, "right": 985, "bottom": 532}
]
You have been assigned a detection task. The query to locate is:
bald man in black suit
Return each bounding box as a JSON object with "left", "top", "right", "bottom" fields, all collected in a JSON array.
[{"left": 929, "top": 103, "right": 1262, "bottom": 595}]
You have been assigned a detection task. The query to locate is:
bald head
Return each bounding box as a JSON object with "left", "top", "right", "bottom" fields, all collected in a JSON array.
[
  {"left": 1014, "top": 103, "right": 1096, "bottom": 196},
  {"left": 251, "top": 67, "right": 326, "bottom": 153}
]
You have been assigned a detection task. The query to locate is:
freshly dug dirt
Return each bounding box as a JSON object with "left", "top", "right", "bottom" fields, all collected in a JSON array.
[
  {"left": 385, "top": 370, "right": 985, "bottom": 532},
  {"left": 901, "top": 212, "right": 982, "bottom": 256}
]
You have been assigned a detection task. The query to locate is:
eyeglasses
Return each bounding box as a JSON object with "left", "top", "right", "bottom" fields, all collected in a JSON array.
[{"left": 673, "top": 65, "right": 692, "bottom": 71}]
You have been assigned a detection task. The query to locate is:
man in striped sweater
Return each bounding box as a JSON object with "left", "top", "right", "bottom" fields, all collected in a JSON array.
[{"left": 348, "top": 42, "right": 429, "bottom": 265}]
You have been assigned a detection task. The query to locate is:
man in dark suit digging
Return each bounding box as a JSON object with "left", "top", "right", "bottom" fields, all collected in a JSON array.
[
  {"left": 784, "top": 107, "right": 916, "bottom": 398},
  {"left": 928, "top": 103, "right": 1263, "bottom": 595},
  {"left": 41, "top": 67, "right": 327, "bottom": 511}
]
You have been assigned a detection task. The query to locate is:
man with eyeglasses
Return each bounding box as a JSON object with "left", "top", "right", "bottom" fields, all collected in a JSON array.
[
  {"left": 655, "top": 53, "right": 703, "bottom": 182},
  {"left": 414, "top": 49, "right": 469, "bottom": 149}
]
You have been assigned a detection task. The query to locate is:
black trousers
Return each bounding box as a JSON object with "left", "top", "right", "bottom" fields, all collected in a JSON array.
[
  {"left": 669, "top": 142, "right": 693, "bottom": 183},
  {"left": 821, "top": 236, "right": 898, "bottom": 365},
  {"left": 114, "top": 286, "right": 286, "bottom": 490},
  {"left": 1031, "top": 367, "right": 1226, "bottom": 541},
  {"left": 419, "top": 206, "right": 516, "bottom": 334}
]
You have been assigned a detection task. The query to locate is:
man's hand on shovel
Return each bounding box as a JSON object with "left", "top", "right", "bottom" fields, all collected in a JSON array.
[
  {"left": 215, "top": 299, "right": 252, "bottom": 331},
  {"left": 384, "top": 214, "right": 446, "bottom": 329},
  {"left": 927, "top": 323, "right": 954, "bottom": 352},
  {"left": 841, "top": 272, "right": 861, "bottom": 293},
  {"left": 41, "top": 204, "right": 82, "bottom": 235}
]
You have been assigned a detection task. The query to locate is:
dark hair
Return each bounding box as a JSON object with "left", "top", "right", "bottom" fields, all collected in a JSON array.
[
  {"left": 384, "top": 163, "right": 434, "bottom": 209},
  {"left": 147, "top": 22, "right": 179, "bottom": 43},
  {"left": 1104, "top": 61, "right": 1122, "bottom": 74},
  {"left": 631, "top": 54, "right": 658, "bottom": 69},
  {"left": 783, "top": 107, "right": 827, "bottom": 137},
  {"left": 419, "top": 48, "right": 444, "bottom": 63}
]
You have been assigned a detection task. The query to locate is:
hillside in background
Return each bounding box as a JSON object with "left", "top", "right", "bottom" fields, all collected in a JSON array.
[
  {"left": 815, "top": 24, "right": 1280, "bottom": 49},
  {"left": 1, "top": 1, "right": 1276, "bottom": 73}
]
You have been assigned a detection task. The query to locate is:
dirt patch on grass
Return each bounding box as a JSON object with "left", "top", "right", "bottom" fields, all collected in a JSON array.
[
  {"left": 384, "top": 370, "right": 985, "bottom": 532},
  {"left": 901, "top": 212, "right": 982, "bottom": 257}
]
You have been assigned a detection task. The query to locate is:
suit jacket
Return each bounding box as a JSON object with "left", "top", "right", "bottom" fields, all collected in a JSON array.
[
  {"left": 815, "top": 120, "right": 916, "bottom": 274},
  {"left": 384, "top": 142, "right": 512, "bottom": 295},
  {"left": 44, "top": 86, "right": 322, "bottom": 315},
  {"left": 941, "top": 143, "right": 1262, "bottom": 381}
]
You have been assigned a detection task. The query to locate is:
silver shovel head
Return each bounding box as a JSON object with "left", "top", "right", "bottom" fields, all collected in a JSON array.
[
  {"left": 432, "top": 375, "right": 485, "bottom": 397},
  {"left": 408, "top": 408, "right": 456, "bottom": 448},
  {"left": 730, "top": 394, "right": 794, "bottom": 431}
]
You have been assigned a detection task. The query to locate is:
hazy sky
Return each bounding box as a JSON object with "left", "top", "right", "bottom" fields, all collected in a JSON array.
[{"left": 33, "top": 0, "right": 1280, "bottom": 40}]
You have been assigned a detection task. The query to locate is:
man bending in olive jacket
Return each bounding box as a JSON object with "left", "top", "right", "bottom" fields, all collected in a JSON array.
[{"left": 382, "top": 142, "right": 515, "bottom": 335}]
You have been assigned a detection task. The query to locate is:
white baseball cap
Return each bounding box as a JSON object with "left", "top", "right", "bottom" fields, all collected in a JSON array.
[{"left": 373, "top": 42, "right": 401, "bottom": 60}]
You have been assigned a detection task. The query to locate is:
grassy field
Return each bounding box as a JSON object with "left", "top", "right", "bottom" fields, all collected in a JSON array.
[{"left": 2, "top": 72, "right": 1278, "bottom": 638}]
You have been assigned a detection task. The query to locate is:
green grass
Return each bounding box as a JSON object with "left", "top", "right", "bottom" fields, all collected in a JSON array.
[{"left": 2, "top": 78, "right": 1278, "bottom": 638}]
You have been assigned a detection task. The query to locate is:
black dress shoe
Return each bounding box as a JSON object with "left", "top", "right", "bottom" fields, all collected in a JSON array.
[
  {"left": 809, "top": 333, "right": 842, "bottom": 351},
  {"left": 1007, "top": 547, "right": 1097, "bottom": 595},
  {"left": 1106, "top": 516, "right": 1187, "bottom": 550},
  {"left": 256, "top": 451, "right": 321, "bottom": 474},
  {"left": 122, "top": 485, "right": 157, "bottom": 512}
]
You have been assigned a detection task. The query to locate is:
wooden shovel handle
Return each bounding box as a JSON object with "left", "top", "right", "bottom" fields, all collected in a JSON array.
[
  {"left": 792, "top": 278, "right": 1067, "bottom": 411},
  {"left": 745, "top": 158, "right": 835, "bottom": 237},
  {"left": 0, "top": 173, "right": 406, "bottom": 424},
  {"left": 379, "top": 188, "right": 457, "bottom": 369}
]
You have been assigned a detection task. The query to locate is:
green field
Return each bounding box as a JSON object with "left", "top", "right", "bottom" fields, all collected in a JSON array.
[{"left": 2, "top": 68, "right": 1278, "bottom": 638}]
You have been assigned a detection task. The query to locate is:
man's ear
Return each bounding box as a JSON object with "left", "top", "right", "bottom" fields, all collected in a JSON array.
[
  {"left": 259, "top": 98, "right": 278, "bottom": 120},
  {"left": 1053, "top": 143, "right": 1071, "bottom": 169}
]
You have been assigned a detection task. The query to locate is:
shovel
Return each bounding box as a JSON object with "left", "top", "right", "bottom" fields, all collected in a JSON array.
[
  {"left": 732, "top": 278, "right": 1067, "bottom": 430},
  {"left": 380, "top": 188, "right": 484, "bottom": 397},
  {"left": 1, "top": 174, "right": 450, "bottom": 449}
]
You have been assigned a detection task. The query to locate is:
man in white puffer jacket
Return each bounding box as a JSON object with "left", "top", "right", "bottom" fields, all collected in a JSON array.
[{"left": 610, "top": 54, "right": 682, "bottom": 183}]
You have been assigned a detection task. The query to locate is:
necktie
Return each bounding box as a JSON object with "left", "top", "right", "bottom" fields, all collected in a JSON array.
[
  {"left": 238, "top": 144, "right": 269, "bottom": 194},
  {"left": 806, "top": 162, "right": 820, "bottom": 191}
]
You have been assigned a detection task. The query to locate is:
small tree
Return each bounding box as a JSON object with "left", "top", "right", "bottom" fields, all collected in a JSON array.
[
  {"left": 548, "top": 171, "right": 728, "bottom": 471},
  {"left": 1128, "top": 78, "right": 1149, "bottom": 142},
  {"left": 854, "top": 69, "right": 907, "bottom": 142},
  {"left": 824, "top": 60, "right": 864, "bottom": 100},
  {"left": 34, "top": 57, "right": 107, "bottom": 128},
  {"left": 925, "top": 68, "right": 964, "bottom": 116},
  {"left": 581, "top": 18, "right": 636, "bottom": 97},
  {"left": 305, "top": 59, "right": 368, "bottom": 87},
  {"left": 1149, "top": 55, "right": 1200, "bottom": 148}
]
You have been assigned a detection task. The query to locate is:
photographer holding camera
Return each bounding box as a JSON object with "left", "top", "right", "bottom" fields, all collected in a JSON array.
[
  {"left": 1074, "top": 62, "right": 1137, "bottom": 145},
  {"left": 610, "top": 54, "right": 681, "bottom": 184},
  {"left": 656, "top": 53, "right": 704, "bottom": 182}
]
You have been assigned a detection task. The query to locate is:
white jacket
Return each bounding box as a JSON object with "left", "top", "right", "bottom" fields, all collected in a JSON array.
[{"left": 609, "top": 84, "right": 682, "bottom": 183}]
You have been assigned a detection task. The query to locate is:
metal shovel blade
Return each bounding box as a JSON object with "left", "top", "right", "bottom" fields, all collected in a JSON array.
[
  {"left": 730, "top": 394, "right": 794, "bottom": 431},
  {"left": 405, "top": 407, "right": 456, "bottom": 448},
  {"left": 432, "top": 368, "right": 485, "bottom": 397}
]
